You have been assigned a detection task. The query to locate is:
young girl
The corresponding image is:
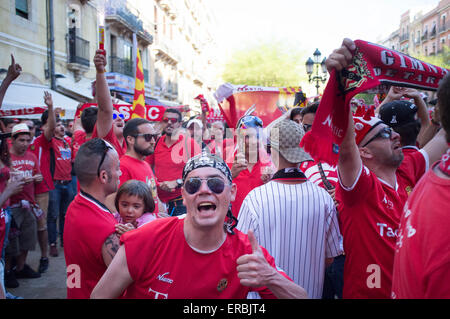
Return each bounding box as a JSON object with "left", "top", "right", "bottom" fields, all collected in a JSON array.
[{"left": 114, "top": 180, "right": 164, "bottom": 236}]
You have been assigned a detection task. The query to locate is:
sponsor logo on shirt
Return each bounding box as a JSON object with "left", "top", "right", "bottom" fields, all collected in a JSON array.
[{"left": 157, "top": 272, "right": 173, "bottom": 284}]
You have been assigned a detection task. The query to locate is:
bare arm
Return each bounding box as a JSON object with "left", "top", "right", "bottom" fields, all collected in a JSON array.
[
  {"left": 42, "top": 91, "right": 56, "bottom": 141},
  {"left": 0, "top": 55, "right": 22, "bottom": 109},
  {"left": 325, "top": 38, "right": 362, "bottom": 188},
  {"left": 93, "top": 50, "right": 113, "bottom": 138},
  {"left": 101, "top": 232, "right": 120, "bottom": 267},
  {"left": 92, "top": 244, "right": 133, "bottom": 299},
  {"left": 422, "top": 128, "right": 448, "bottom": 166}
]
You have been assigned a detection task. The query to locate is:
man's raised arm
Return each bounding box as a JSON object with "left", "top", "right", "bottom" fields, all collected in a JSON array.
[{"left": 93, "top": 50, "right": 113, "bottom": 138}]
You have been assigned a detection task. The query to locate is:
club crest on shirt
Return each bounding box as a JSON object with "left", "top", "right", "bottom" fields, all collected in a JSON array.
[
  {"left": 340, "top": 48, "right": 374, "bottom": 93},
  {"left": 405, "top": 185, "right": 412, "bottom": 196},
  {"left": 217, "top": 278, "right": 228, "bottom": 292}
]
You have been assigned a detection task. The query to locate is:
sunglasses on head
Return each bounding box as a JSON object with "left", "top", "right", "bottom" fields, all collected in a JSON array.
[
  {"left": 113, "top": 113, "right": 125, "bottom": 120},
  {"left": 162, "top": 117, "right": 178, "bottom": 124},
  {"left": 184, "top": 177, "right": 228, "bottom": 195},
  {"left": 133, "top": 133, "right": 158, "bottom": 142},
  {"left": 362, "top": 126, "right": 393, "bottom": 147},
  {"left": 97, "top": 140, "right": 113, "bottom": 177}
]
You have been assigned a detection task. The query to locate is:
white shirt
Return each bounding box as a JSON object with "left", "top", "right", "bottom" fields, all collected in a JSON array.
[{"left": 237, "top": 180, "right": 342, "bottom": 299}]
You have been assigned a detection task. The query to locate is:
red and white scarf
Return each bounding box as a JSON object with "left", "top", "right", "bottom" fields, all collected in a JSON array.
[{"left": 300, "top": 39, "right": 449, "bottom": 166}]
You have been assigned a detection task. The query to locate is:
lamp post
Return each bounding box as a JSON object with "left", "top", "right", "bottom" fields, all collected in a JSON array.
[{"left": 305, "top": 48, "right": 328, "bottom": 95}]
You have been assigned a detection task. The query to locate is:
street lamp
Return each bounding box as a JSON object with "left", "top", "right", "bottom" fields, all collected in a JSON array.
[{"left": 305, "top": 48, "right": 328, "bottom": 95}]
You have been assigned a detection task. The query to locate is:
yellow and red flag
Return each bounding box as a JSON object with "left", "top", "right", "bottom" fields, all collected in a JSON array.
[{"left": 131, "top": 49, "right": 146, "bottom": 119}]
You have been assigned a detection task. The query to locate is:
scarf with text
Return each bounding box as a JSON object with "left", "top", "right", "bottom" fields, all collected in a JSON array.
[{"left": 300, "top": 39, "right": 449, "bottom": 166}]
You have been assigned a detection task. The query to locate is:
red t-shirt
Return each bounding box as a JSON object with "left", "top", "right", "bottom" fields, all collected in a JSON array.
[
  {"left": 119, "top": 154, "right": 159, "bottom": 213},
  {"left": 29, "top": 134, "right": 54, "bottom": 194},
  {"left": 51, "top": 137, "right": 72, "bottom": 181},
  {"left": 92, "top": 123, "right": 127, "bottom": 158},
  {"left": 153, "top": 134, "right": 201, "bottom": 203},
  {"left": 120, "top": 216, "right": 291, "bottom": 299},
  {"left": 230, "top": 157, "right": 273, "bottom": 218},
  {"left": 9, "top": 151, "right": 41, "bottom": 205},
  {"left": 300, "top": 160, "right": 338, "bottom": 190},
  {"left": 71, "top": 130, "right": 89, "bottom": 161},
  {"left": 336, "top": 150, "right": 427, "bottom": 299},
  {"left": 64, "top": 192, "right": 117, "bottom": 299},
  {"left": 0, "top": 166, "right": 10, "bottom": 208},
  {"left": 206, "top": 138, "right": 235, "bottom": 164},
  {"left": 391, "top": 162, "right": 450, "bottom": 299}
]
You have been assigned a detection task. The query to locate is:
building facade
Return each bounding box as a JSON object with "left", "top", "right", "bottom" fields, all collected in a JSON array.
[{"left": 381, "top": 0, "right": 450, "bottom": 57}]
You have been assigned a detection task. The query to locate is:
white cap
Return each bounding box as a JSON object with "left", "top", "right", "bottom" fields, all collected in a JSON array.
[{"left": 11, "top": 123, "right": 30, "bottom": 137}]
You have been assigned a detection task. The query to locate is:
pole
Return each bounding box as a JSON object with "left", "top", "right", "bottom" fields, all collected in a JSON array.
[{"left": 47, "top": 0, "right": 56, "bottom": 90}]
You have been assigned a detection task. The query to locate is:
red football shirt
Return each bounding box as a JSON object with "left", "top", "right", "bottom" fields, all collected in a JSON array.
[
  {"left": 64, "top": 192, "right": 117, "bottom": 299},
  {"left": 0, "top": 166, "right": 10, "bottom": 208},
  {"left": 0, "top": 209, "right": 5, "bottom": 257},
  {"left": 29, "top": 134, "right": 54, "bottom": 194},
  {"left": 9, "top": 151, "right": 41, "bottom": 205},
  {"left": 119, "top": 154, "right": 159, "bottom": 213},
  {"left": 51, "top": 137, "right": 72, "bottom": 181},
  {"left": 92, "top": 123, "right": 127, "bottom": 158},
  {"left": 391, "top": 162, "right": 450, "bottom": 299},
  {"left": 153, "top": 134, "right": 201, "bottom": 203},
  {"left": 336, "top": 150, "right": 427, "bottom": 299},
  {"left": 71, "top": 130, "right": 90, "bottom": 161},
  {"left": 120, "top": 217, "right": 291, "bottom": 299}
]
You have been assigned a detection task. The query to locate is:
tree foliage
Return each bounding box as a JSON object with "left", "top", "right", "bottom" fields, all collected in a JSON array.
[
  {"left": 412, "top": 45, "right": 450, "bottom": 69},
  {"left": 221, "top": 41, "right": 308, "bottom": 87}
]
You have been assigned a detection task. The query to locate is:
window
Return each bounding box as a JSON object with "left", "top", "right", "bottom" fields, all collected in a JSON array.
[{"left": 15, "top": 0, "right": 29, "bottom": 19}]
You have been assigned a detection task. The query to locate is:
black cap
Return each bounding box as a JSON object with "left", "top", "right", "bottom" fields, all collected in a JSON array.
[{"left": 379, "top": 100, "right": 418, "bottom": 128}]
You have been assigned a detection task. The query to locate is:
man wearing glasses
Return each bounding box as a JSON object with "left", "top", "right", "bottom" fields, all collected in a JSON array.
[
  {"left": 151, "top": 109, "right": 201, "bottom": 216},
  {"left": 327, "top": 38, "right": 449, "bottom": 299},
  {"left": 64, "top": 138, "right": 121, "bottom": 299},
  {"left": 92, "top": 50, "right": 127, "bottom": 157},
  {"left": 91, "top": 151, "right": 308, "bottom": 299}
]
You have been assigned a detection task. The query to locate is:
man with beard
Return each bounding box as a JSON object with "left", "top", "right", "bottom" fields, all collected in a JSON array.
[
  {"left": 108, "top": 118, "right": 163, "bottom": 214},
  {"left": 152, "top": 109, "right": 201, "bottom": 216},
  {"left": 92, "top": 50, "right": 127, "bottom": 157},
  {"left": 327, "top": 38, "right": 449, "bottom": 299}
]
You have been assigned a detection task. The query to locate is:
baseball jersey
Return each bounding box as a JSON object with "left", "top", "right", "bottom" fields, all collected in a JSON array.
[
  {"left": 336, "top": 149, "right": 428, "bottom": 299},
  {"left": 391, "top": 162, "right": 450, "bottom": 298},
  {"left": 64, "top": 192, "right": 117, "bottom": 299},
  {"left": 120, "top": 216, "right": 291, "bottom": 299}
]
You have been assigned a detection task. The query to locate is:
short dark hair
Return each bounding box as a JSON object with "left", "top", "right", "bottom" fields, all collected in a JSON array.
[
  {"left": 164, "top": 108, "right": 182, "bottom": 122},
  {"left": 300, "top": 102, "right": 319, "bottom": 116},
  {"left": 123, "top": 118, "right": 151, "bottom": 147},
  {"left": 41, "top": 110, "right": 60, "bottom": 126},
  {"left": 438, "top": 73, "right": 450, "bottom": 143},
  {"left": 74, "top": 138, "right": 110, "bottom": 186},
  {"left": 289, "top": 108, "right": 303, "bottom": 120},
  {"left": 115, "top": 180, "right": 155, "bottom": 215},
  {"left": 81, "top": 107, "right": 98, "bottom": 134}
]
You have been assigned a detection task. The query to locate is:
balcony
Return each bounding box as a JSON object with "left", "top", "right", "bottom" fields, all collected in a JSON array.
[
  {"left": 422, "top": 32, "right": 428, "bottom": 41},
  {"left": 109, "top": 56, "right": 133, "bottom": 77},
  {"left": 105, "top": 6, "right": 153, "bottom": 46},
  {"left": 430, "top": 26, "right": 437, "bottom": 39},
  {"left": 400, "top": 34, "right": 409, "bottom": 42},
  {"left": 67, "top": 29, "right": 90, "bottom": 79},
  {"left": 154, "top": 37, "right": 179, "bottom": 65}
]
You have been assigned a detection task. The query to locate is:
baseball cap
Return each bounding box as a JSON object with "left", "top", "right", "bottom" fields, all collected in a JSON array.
[
  {"left": 269, "top": 119, "right": 312, "bottom": 163},
  {"left": 11, "top": 123, "right": 31, "bottom": 137},
  {"left": 379, "top": 100, "right": 418, "bottom": 128}
]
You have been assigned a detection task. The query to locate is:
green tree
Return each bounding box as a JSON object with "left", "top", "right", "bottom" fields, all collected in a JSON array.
[
  {"left": 221, "top": 41, "right": 308, "bottom": 87},
  {"left": 412, "top": 45, "right": 450, "bottom": 69}
]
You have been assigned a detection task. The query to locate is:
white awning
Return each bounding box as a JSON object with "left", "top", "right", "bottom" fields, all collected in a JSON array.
[{"left": 0, "top": 81, "right": 80, "bottom": 119}]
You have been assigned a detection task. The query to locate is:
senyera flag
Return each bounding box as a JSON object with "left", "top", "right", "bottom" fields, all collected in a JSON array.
[
  {"left": 214, "top": 83, "right": 306, "bottom": 128},
  {"left": 131, "top": 49, "right": 146, "bottom": 119}
]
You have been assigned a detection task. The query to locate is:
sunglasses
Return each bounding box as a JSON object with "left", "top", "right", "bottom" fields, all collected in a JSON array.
[
  {"left": 362, "top": 127, "right": 393, "bottom": 147},
  {"left": 113, "top": 113, "right": 125, "bottom": 120},
  {"left": 162, "top": 117, "right": 178, "bottom": 124},
  {"left": 184, "top": 177, "right": 228, "bottom": 195},
  {"left": 133, "top": 133, "right": 159, "bottom": 142},
  {"left": 97, "top": 140, "right": 113, "bottom": 177},
  {"left": 303, "top": 124, "right": 312, "bottom": 132}
]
